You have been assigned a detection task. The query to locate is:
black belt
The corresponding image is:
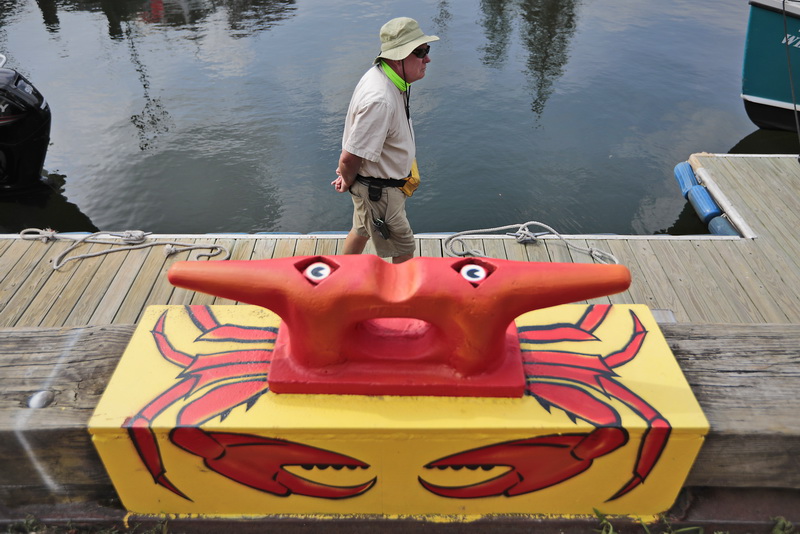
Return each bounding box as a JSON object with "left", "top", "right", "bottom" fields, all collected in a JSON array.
[{"left": 356, "top": 175, "right": 407, "bottom": 188}]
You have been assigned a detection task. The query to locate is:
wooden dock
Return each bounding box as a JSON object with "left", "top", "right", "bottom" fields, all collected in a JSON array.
[
  {"left": 3, "top": 155, "right": 800, "bottom": 327},
  {"left": 2, "top": 153, "right": 800, "bottom": 529}
]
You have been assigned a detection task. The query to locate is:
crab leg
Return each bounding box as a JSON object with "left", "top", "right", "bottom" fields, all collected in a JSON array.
[
  {"left": 518, "top": 305, "right": 612, "bottom": 344},
  {"left": 127, "top": 307, "right": 275, "bottom": 499},
  {"left": 124, "top": 378, "right": 198, "bottom": 499},
  {"left": 603, "top": 310, "right": 647, "bottom": 368},
  {"left": 595, "top": 376, "right": 671, "bottom": 500},
  {"left": 186, "top": 305, "right": 279, "bottom": 343}
]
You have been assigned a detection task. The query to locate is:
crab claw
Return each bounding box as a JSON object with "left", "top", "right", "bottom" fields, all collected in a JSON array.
[
  {"left": 125, "top": 418, "right": 190, "bottom": 500},
  {"left": 171, "top": 428, "right": 376, "bottom": 499},
  {"left": 419, "top": 427, "right": 628, "bottom": 498}
]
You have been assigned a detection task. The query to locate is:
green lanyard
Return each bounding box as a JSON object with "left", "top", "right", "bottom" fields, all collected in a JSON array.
[
  {"left": 380, "top": 60, "right": 409, "bottom": 92},
  {"left": 380, "top": 61, "right": 412, "bottom": 121}
]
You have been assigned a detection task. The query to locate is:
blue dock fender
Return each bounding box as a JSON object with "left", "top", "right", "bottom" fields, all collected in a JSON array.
[
  {"left": 687, "top": 185, "right": 722, "bottom": 225},
  {"left": 674, "top": 162, "right": 699, "bottom": 198},
  {"left": 708, "top": 215, "right": 739, "bottom": 236}
]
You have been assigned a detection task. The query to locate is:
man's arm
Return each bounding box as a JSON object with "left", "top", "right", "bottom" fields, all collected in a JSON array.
[{"left": 332, "top": 150, "right": 363, "bottom": 193}]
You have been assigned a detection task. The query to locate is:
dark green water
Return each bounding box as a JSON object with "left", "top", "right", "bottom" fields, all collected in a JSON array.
[{"left": 1, "top": 0, "right": 797, "bottom": 235}]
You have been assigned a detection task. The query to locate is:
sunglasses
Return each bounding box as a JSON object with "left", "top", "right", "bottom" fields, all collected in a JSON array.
[{"left": 411, "top": 45, "right": 431, "bottom": 59}]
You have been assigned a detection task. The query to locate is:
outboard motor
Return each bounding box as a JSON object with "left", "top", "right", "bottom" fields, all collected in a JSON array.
[{"left": 0, "top": 54, "right": 51, "bottom": 192}]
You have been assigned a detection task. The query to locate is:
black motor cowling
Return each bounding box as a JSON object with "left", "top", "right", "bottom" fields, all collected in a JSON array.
[{"left": 0, "top": 62, "right": 51, "bottom": 192}]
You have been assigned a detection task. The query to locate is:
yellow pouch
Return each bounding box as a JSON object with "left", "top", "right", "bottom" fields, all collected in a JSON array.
[{"left": 400, "top": 159, "right": 421, "bottom": 197}]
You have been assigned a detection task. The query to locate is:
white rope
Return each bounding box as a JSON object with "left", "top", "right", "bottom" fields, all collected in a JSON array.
[
  {"left": 442, "top": 221, "right": 620, "bottom": 265},
  {"left": 20, "top": 228, "right": 231, "bottom": 270}
]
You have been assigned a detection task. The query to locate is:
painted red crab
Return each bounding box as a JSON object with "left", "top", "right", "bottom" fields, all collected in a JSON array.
[
  {"left": 123, "top": 305, "right": 376, "bottom": 501},
  {"left": 124, "top": 257, "right": 663, "bottom": 503},
  {"left": 419, "top": 304, "right": 671, "bottom": 501}
]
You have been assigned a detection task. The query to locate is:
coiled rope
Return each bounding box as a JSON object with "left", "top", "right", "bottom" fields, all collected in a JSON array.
[
  {"left": 443, "top": 221, "right": 620, "bottom": 264},
  {"left": 20, "top": 228, "right": 230, "bottom": 270}
]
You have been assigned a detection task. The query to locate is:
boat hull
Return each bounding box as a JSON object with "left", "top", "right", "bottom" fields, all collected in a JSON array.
[{"left": 742, "top": 0, "right": 800, "bottom": 131}]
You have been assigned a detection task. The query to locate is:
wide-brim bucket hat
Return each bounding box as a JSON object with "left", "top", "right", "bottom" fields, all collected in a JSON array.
[{"left": 374, "top": 17, "right": 439, "bottom": 63}]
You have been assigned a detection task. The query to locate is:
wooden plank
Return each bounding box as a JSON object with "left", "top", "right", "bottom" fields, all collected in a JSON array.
[
  {"left": 708, "top": 157, "right": 800, "bottom": 266},
  {"left": 710, "top": 239, "right": 788, "bottom": 323},
  {"left": 0, "top": 239, "right": 33, "bottom": 287},
  {"left": 748, "top": 237, "right": 800, "bottom": 321},
  {"left": 571, "top": 239, "right": 611, "bottom": 306},
  {"left": 647, "top": 240, "right": 714, "bottom": 323},
  {"left": 22, "top": 243, "right": 113, "bottom": 327},
  {"left": 87, "top": 248, "right": 151, "bottom": 325},
  {"left": 462, "top": 238, "right": 485, "bottom": 257},
  {"left": 315, "top": 237, "right": 339, "bottom": 256},
  {"left": 502, "top": 238, "right": 529, "bottom": 262},
  {"left": 1, "top": 322, "right": 798, "bottom": 507},
  {"left": 626, "top": 239, "right": 689, "bottom": 321},
  {"left": 0, "top": 241, "right": 71, "bottom": 327},
  {"left": 0, "top": 325, "right": 135, "bottom": 505},
  {"left": 251, "top": 237, "right": 278, "bottom": 260},
  {"left": 61, "top": 247, "right": 131, "bottom": 327},
  {"left": 740, "top": 157, "right": 800, "bottom": 223},
  {"left": 663, "top": 322, "right": 800, "bottom": 488},
  {"left": 521, "top": 239, "right": 550, "bottom": 262},
  {"left": 540, "top": 239, "right": 591, "bottom": 305},
  {"left": 684, "top": 240, "right": 763, "bottom": 323},
  {"left": 482, "top": 239, "right": 507, "bottom": 260},
  {"left": 543, "top": 238, "right": 572, "bottom": 263},
  {"left": 91, "top": 248, "right": 159, "bottom": 324},
  {"left": 694, "top": 241, "right": 772, "bottom": 323},
  {"left": 419, "top": 237, "right": 443, "bottom": 258},
  {"left": 189, "top": 239, "right": 236, "bottom": 308},
  {"left": 0, "top": 237, "right": 13, "bottom": 261},
  {"left": 605, "top": 239, "right": 653, "bottom": 307},
  {"left": 143, "top": 240, "right": 213, "bottom": 314},
  {"left": 111, "top": 244, "right": 172, "bottom": 324},
  {"left": 272, "top": 238, "right": 298, "bottom": 258},
  {"left": 294, "top": 238, "right": 318, "bottom": 256},
  {"left": 213, "top": 239, "right": 258, "bottom": 305},
  {"left": 167, "top": 240, "right": 224, "bottom": 306}
]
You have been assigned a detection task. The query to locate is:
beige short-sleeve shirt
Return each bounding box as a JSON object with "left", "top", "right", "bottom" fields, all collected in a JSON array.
[{"left": 342, "top": 65, "right": 415, "bottom": 180}]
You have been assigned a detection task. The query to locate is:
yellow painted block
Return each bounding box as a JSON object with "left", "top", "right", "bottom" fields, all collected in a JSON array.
[{"left": 89, "top": 304, "right": 708, "bottom": 517}]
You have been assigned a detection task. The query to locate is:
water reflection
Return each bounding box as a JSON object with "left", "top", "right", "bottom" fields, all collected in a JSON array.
[
  {"left": 0, "top": 173, "right": 98, "bottom": 233},
  {"left": 32, "top": 0, "right": 297, "bottom": 37},
  {"left": 729, "top": 128, "right": 800, "bottom": 154},
  {"left": 1, "top": 0, "right": 766, "bottom": 235},
  {"left": 479, "top": 0, "right": 577, "bottom": 116}
]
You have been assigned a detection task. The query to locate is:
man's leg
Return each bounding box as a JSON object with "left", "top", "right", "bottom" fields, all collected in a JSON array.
[
  {"left": 392, "top": 253, "right": 412, "bottom": 264},
  {"left": 343, "top": 229, "right": 369, "bottom": 255}
]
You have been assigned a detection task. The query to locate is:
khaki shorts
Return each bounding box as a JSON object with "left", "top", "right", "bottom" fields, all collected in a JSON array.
[{"left": 350, "top": 180, "right": 415, "bottom": 258}]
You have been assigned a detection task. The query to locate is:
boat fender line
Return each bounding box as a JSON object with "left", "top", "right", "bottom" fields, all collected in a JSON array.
[
  {"left": 19, "top": 228, "right": 231, "bottom": 271},
  {"left": 673, "top": 161, "right": 699, "bottom": 198},
  {"left": 686, "top": 185, "right": 723, "bottom": 225},
  {"left": 442, "top": 221, "right": 620, "bottom": 265},
  {"left": 708, "top": 215, "right": 739, "bottom": 236}
]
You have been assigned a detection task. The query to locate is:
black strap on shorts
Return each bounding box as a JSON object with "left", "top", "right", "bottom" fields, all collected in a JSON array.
[
  {"left": 356, "top": 175, "right": 407, "bottom": 187},
  {"left": 356, "top": 175, "right": 406, "bottom": 201}
]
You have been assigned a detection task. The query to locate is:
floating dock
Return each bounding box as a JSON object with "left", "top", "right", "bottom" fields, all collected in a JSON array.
[{"left": 1, "top": 153, "right": 799, "bottom": 531}]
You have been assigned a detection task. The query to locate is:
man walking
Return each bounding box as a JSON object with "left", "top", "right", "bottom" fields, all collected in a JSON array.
[{"left": 332, "top": 17, "right": 438, "bottom": 263}]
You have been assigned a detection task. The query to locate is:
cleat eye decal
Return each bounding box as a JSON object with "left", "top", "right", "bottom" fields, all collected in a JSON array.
[
  {"left": 304, "top": 262, "right": 332, "bottom": 283},
  {"left": 295, "top": 256, "right": 340, "bottom": 285},
  {"left": 452, "top": 259, "right": 496, "bottom": 287},
  {"left": 460, "top": 264, "right": 487, "bottom": 283}
]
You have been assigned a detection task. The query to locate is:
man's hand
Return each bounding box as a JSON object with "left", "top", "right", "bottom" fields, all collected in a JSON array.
[
  {"left": 333, "top": 149, "right": 363, "bottom": 193},
  {"left": 331, "top": 168, "right": 353, "bottom": 193}
]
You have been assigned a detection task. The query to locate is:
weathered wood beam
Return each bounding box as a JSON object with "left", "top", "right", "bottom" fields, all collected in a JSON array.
[
  {"left": 0, "top": 325, "right": 133, "bottom": 505},
  {"left": 660, "top": 323, "right": 800, "bottom": 488},
  {"left": 1, "top": 322, "right": 798, "bottom": 508}
]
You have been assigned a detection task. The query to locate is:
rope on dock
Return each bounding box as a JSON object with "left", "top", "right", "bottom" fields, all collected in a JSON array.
[
  {"left": 442, "top": 221, "right": 620, "bottom": 264},
  {"left": 19, "top": 229, "right": 231, "bottom": 270}
]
